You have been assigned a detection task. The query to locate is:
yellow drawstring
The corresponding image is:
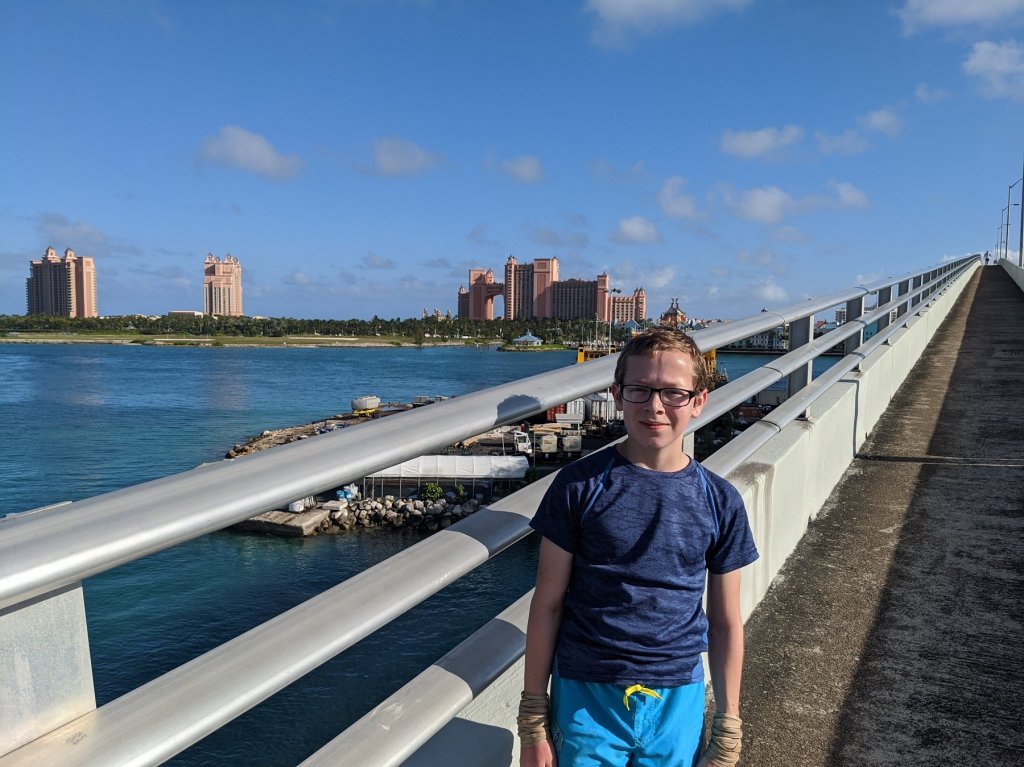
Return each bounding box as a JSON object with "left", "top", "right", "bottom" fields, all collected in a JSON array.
[{"left": 622, "top": 684, "right": 662, "bottom": 711}]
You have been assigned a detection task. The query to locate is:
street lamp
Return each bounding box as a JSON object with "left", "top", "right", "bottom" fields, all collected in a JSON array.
[
  {"left": 1013, "top": 155, "right": 1024, "bottom": 266},
  {"left": 1006, "top": 175, "right": 1023, "bottom": 262},
  {"left": 1005, "top": 202, "right": 1021, "bottom": 263}
]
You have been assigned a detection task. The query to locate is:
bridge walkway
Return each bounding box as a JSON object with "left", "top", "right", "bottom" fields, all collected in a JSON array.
[{"left": 740, "top": 265, "right": 1024, "bottom": 765}]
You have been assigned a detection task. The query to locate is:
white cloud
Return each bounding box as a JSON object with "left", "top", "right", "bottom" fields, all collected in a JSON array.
[
  {"left": 611, "top": 259, "right": 676, "bottom": 289},
  {"left": 859, "top": 107, "right": 904, "bottom": 138},
  {"left": 964, "top": 40, "right": 1024, "bottom": 100},
  {"left": 753, "top": 278, "right": 788, "bottom": 303},
  {"left": 815, "top": 129, "right": 869, "bottom": 156},
  {"left": 830, "top": 181, "right": 870, "bottom": 209},
  {"left": 361, "top": 252, "right": 395, "bottom": 269},
  {"left": 530, "top": 225, "right": 564, "bottom": 246},
  {"left": 282, "top": 270, "right": 313, "bottom": 286},
  {"left": 34, "top": 213, "right": 143, "bottom": 259},
  {"left": 501, "top": 155, "right": 545, "bottom": 184},
  {"left": 773, "top": 225, "right": 810, "bottom": 244},
  {"left": 610, "top": 216, "right": 662, "bottom": 244},
  {"left": 658, "top": 176, "right": 701, "bottom": 220},
  {"left": 640, "top": 265, "right": 677, "bottom": 289},
  {"left": 593, "top": 158, "right": 649, "bottom": 181},
  {"left": 896, "top": 0, "right": 1024, "bottom": 34},
  {"left": 466, "top": 224, "right": 495, "bottom": 245},
  {"left": 585, "top": 0, "right": 754, "bottom": 47},
  {"left": 735, "top": 186, "right": 796, "bottom": 225},
  {"left": 720, "top": 125, "right": 804, "bottom": 158},
  {"left": 915, "top": 83, "right": 950, "bottom": 102},
  {"left": 199, "top": 126, "right": 302, "bottom": 180},
  {"left": 370, "top": 137, "right": 442, "bottom": 176}
]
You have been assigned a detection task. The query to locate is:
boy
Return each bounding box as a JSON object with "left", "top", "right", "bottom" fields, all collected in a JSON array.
[{"left": 518, "top": 328, "right": 758, "bottom": 767}]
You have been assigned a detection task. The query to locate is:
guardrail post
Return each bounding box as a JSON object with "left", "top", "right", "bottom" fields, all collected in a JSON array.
[
  {"left": 876, "top": 286, "right": 893, "bottom": 333},
  {"left": 897, "top": 279, "right": 911, "bottom": 317},
  {"left": 786, "top": 315, "right": 813, "bottom": 397},
  {"left": 0, "top": 583, "right": 96, "bottom": 756},
  {"left": 843, "top": 296, "right": 865, "bottom": 355}
]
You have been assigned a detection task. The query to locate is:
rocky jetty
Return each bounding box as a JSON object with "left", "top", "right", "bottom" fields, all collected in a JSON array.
[
  {"left": 224, "top": 407, "right": 412, "bottom": 458},
  {"left": 234, "top": 495, "right": 484, "bottom": 537}
]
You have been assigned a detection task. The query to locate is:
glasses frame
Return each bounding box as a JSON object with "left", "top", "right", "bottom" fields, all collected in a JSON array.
[{"left": 617, "top": 383, "right": 699, "bottom": 408}]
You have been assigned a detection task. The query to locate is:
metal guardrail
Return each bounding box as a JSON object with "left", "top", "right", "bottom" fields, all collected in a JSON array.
[{"left": 0, "top": 255, "right": 978, "bottom": 765}]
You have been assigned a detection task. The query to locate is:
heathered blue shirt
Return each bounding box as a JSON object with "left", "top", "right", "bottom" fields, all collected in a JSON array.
[{"left": 530, "top": 448, "right": 759, "bottom": 687}]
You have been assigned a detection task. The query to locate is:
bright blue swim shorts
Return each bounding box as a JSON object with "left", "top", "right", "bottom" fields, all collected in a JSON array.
[{"left": 550, "top": 676, "right": 705, "bottom": 766}]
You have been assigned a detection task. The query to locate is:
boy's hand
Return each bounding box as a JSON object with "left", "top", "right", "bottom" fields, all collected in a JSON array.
[{"left": 520, "top": 740, "right": 556, "bottom": 767}]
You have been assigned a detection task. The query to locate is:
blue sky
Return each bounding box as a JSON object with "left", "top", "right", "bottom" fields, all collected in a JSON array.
[{"left": 2, "top": 0, "right": 1023, "bottom": 321}]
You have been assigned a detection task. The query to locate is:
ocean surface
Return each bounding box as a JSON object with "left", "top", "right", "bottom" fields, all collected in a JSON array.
[{"left": 0, "top": 343, "right": 831, "bottom": 765}]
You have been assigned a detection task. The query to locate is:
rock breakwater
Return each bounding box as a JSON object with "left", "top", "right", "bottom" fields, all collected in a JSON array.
[{"left": 234, "top": 495, "right": 484, "bottom": 537}]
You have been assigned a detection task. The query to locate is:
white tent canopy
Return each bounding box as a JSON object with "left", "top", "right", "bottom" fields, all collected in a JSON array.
[{"left": 368, "top": 455, "right": 529, "bottom": 480}]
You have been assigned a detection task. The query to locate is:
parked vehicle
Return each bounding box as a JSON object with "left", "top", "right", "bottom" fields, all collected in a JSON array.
[{"left": 534, "top": 428, "right": 583, "bottom": 461}]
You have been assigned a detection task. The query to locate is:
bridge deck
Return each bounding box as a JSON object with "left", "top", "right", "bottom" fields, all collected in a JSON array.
[{"left": 740, "top": 265, "right": 1024, "bottom": 765}]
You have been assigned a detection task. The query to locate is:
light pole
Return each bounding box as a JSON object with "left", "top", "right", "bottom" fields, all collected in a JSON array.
[
  {"left": 1003, "top": 203, "right": 1011, "bottom": 260},
  {"left": 1014, "top": 155, "right": 1024, "bottom": 266},
  {"left": 1007, "top": 175, "right": 1023, "bottom": 263},
  {"left": 1005, "top": 202, "right": 1021, "bottom": 263},
  {"left": 998, "top": 212, "right": 1005, "bottom": 260}
]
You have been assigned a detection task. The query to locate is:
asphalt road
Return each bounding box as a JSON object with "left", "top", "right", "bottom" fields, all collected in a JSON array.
[{"left": 738, "top": 266, "right": 1024, "bottom": 766}]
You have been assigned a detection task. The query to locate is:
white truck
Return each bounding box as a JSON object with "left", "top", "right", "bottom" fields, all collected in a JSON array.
[{"left": 509, "top": 429, "right": 533, "bottom": 455}]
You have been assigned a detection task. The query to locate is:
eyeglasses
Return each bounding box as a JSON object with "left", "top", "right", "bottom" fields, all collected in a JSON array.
[{"left": 619, "top": 384, "right": 699, "bottom": 408}]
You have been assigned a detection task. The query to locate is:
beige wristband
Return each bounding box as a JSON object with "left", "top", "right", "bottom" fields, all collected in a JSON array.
[
  {"left": 704, "top": 712, "right": 743, "bottom": 766},
  {"left": 516, "top": 691, "right": 551, "bottom": 747}
]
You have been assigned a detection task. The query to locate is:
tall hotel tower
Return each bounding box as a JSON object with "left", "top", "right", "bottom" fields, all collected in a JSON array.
[
  {"left": 460, "top": 255, "right": 645, "bottom": 323},
  {"left": 203, "top": 254, "right": 243, "bottom": 316},
  {"left": 26, "top": 247, "right": 98, "bottom": 317}
]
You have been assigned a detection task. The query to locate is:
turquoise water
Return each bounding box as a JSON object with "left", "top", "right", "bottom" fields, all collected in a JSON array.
[
  {"left": 0, "top": 343, "right": 835, "bottom": 764},
  {"left": 0, "top": 343, "right": 575, "bottom": 765}
]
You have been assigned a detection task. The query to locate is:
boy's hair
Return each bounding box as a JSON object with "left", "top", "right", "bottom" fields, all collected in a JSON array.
[{"left": 614, "top": 327, "right": 712, "bottom": 392}]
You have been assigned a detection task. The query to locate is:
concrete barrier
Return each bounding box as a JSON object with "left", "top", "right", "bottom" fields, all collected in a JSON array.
[{"left": 1001, "top": 258, "right": 1024, "bottom": 293}]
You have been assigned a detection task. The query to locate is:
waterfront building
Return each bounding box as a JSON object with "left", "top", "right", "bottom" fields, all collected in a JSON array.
[
  {"left": 203, "top": 254, "right": 243, "bottom": 316},
  {"left": 551, "top": 278, "right": 598, "bottom": 321},
  {"left": 26, "top": 247, "right": 98, "bottom": 317},
  {"left": 460, "top": 256, "right": 644, "bottom": 322},
  {"left": 658, "top": 297, "right": 688, "bottom": 328},
  {"left": 611, "top": 287, "right": 647, "bottom": 325},
  {"left": 464, "top": 268, "right": 503, "bottom": 320}
]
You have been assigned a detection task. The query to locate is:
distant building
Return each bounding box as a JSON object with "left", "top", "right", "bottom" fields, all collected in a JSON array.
[
  {"left": 203, "top": 254, "right": 243, "bottom": 316},
  {"left": 611, "top": 287, "right": 647, "bottom": 325},
  {"left": 658, "top": 298, "right": 688, "bottom": 328},
  {"left": 512, "top": 331, "right": 544, "bottom": 346},
  {"left": 460, "top": 255, "right": 644, "bottom": 322},
  {"left": 26, "top": 247, "right": 98, "bottom": 317}
]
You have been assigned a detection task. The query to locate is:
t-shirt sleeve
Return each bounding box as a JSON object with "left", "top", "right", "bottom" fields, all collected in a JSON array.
[
  {"left": 530, "top": 470, "right": 580, "bottom": 554},
  {"left": 705, "top": 479, "right": 759, "bottom": 574}
]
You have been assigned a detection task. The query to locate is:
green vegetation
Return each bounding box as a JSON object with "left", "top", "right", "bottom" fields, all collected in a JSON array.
[
  {"left": 0, "top": 313, "right": 632, "bottom": 347},
  {"left": 421, "top": 482, "right": 444, "bottom": 503}
]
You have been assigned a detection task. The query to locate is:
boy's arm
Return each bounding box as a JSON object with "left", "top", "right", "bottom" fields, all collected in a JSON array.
[
  {"left": 697, "top": 569, "right": 745, "bottom": 767},
  {"left": 520, "top": 537, "right": 573, "bottom": 767},
  {"left": 523, "top": 537, "right": 573, "bottom": 693},
  {"left": 706, "top": 568, "right": 744, "bottom": 714}
]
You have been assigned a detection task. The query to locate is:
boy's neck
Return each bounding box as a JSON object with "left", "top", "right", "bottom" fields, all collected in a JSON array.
[{"left": 617, "top": 439, "right": 691, "bottom": 473}]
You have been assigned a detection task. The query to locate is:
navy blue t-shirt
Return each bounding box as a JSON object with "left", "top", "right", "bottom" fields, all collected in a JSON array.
[{"left": 530, "top": 448, "right": 759, "bottom": 687}]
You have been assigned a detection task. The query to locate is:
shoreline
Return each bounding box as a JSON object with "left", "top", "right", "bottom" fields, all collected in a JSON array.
[{"left": 0, "top": 336, "right": 496, "bottom": 349}]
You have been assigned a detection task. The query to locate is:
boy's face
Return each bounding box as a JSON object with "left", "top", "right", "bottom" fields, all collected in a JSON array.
[{"left": 611, "top": 350, "right": 708, "bottom": 468}]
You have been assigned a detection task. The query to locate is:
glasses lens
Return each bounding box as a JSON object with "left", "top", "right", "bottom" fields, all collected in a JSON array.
[
  {"left": 622, "top": 385, "right": 650, "bottom": 403},
  {"left": 660, "top": 389, "right": 691, "bottom": 406}
]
